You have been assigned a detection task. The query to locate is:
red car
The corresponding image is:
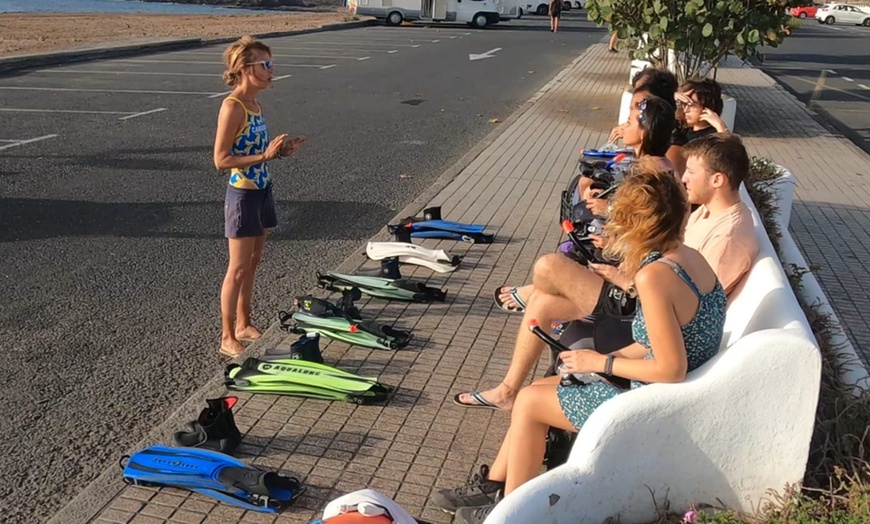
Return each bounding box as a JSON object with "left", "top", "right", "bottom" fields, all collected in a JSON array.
[{"left": 791, "top": 4, "right": 820, "bottom": 18}]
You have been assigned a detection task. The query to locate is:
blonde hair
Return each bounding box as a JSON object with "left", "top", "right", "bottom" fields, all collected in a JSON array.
[
  {"left": 603, "top": 157, "right": 689, "bottom": 275},
  {"left": 221, "top": 35, "right": 272, "bottom": 87}
]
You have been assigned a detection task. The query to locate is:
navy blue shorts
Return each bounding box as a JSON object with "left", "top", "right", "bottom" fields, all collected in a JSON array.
[{"left": 224, "top": 184, "right": 277, "bottom": 238}]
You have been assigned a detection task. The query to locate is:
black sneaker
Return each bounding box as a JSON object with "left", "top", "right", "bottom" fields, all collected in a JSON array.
[
  {"left": 454, "top": 497, "right": 500, "bottom": 524},
  {"left": 431, "top": 465, "right": 504, "bottom": 514}
]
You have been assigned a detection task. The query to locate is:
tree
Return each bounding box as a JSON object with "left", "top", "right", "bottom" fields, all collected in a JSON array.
[{"left": 587, "top": 0, "right": 796, "bottom": 83}]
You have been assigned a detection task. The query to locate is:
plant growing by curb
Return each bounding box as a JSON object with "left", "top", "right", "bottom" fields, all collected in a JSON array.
[{"left": 585, "top": 0, "right": 796, "bottom": 82}]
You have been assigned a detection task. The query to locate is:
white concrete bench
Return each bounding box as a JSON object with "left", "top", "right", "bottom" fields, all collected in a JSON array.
[{"left": 484, "top": 173, "right": 822, "bottom": 524}]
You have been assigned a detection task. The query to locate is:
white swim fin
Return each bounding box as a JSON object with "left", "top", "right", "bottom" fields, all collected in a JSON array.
[{"left": 366, "top": 242, "right": 462, "bottom": 273}]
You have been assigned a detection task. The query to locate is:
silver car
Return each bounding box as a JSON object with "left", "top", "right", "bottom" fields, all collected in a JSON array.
[{"left": 815, "top": 3, "right": 870, "bottom": 26}]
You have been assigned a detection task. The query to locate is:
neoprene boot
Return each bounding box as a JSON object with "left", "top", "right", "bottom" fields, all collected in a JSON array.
[{"left": 173, "top": 397, "right": 242, "bottom": 455}]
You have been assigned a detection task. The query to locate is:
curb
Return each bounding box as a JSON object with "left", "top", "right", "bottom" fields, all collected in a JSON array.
[
  {"left": 0, "top": 19, "right": 377, "bottom": 76},
  {"left": 46, "top": 43, "right": 597, "bottom": 524}
]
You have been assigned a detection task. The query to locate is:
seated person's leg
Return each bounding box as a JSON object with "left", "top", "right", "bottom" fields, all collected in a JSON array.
[
  {"left": 456, "top": 254, "right": 604, "bottom": 410},
  {"left": 439, "top": 376, "right": 582, "bottom": 521}
]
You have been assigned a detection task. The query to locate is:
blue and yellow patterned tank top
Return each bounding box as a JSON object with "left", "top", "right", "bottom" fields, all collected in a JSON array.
[{"left": 226, "top": 96, "right": 271, "bottom": 190}]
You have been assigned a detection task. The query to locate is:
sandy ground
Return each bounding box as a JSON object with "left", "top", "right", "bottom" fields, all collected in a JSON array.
[{"left": 0, "top": 12, "right": 358, "bottom": 57}]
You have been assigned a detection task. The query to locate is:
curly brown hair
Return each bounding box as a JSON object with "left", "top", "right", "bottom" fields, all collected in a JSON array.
[
  {"left": 603, "top": 157, "right": 690, "bottom": 275},
  {"left": 221, "top": 35, "right": 272, "bottom": 87}
]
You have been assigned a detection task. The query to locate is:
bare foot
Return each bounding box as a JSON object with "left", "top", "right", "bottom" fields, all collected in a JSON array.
[
  {"left": 235, "top": 325, "right": 262, "bottom": 343},
  {"left": 219, "top": 337, "right": 245, "bottom": 358},
  {"left": 455, "top": 384, "right": 517, "bottom": 411}
]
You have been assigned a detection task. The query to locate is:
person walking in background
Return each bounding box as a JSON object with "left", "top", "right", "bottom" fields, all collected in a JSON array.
[
  {"left": 549, "top": 0, "right": 562, "bottom": 32},
  {"left": 213, "top": 35, "right": 305, "bottom": 358},
  {"left": 608, "top": 28, "right": 619, "bottom": 52}
]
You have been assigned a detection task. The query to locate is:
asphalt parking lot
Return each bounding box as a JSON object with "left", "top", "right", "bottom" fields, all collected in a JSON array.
[{"left": 0, "top": 14, "right": 604, "bottom": 522}]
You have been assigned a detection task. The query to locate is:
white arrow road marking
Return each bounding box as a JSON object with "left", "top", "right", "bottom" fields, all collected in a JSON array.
[
  {"left": 469, "top": 47, "right": 502, "bottom": 61},
  {"left": 0, "top": 134, "right": 58, "bottom": 151}
]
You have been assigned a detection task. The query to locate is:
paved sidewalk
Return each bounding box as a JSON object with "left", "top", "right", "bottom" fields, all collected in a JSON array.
[
  {"left": 715, "top": 59, "right": 870, "bottom": 368},
  {"left": 85, "top": 44, "right": 625, "bottom": 524},
  {"left": 82, "top": 43, "right": 870, "bottom": 524}
]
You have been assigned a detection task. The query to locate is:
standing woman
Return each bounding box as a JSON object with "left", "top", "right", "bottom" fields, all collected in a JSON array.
[
  {"left": 214, "top": 35, "right": 304, "bottom": 358},
  {"left": 549, "top": 0, "right": 562, "bottom": 32}
]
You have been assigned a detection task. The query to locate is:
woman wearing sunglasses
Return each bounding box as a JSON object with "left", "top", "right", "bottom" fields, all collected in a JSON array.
[{"left": 213, "top": 36, "right": 305, "bottom": 358}]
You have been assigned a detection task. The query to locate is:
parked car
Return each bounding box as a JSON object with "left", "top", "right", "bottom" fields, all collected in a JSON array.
[
  {"left": 791, "top": 4, "right": 820, "bottom": 18},
  {"left": 816, "top": 3, "right": 870, "bottom": 25},
  {"left": 573, "top": 0, "right": 586, "bottom": 8}
]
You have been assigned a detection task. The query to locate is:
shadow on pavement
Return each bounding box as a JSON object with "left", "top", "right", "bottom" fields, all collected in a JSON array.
[{"left": 0, "top": 198, "right": 393, "bottom": 242}]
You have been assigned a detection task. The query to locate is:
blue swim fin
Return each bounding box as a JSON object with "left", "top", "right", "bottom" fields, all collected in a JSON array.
[
  {"left": 409, "top": 230, "right": 494, "bottom": 244},
  {"left": 407, "top": 219, "right": 487, "bottom": 234},
  {"left": 121, "top": 445, "right": 304, "bottom": 513}
]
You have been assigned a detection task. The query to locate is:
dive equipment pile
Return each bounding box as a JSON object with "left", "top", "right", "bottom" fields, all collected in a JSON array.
[{"left": 119, "top": 206, "right": 492, "bottom": 516}]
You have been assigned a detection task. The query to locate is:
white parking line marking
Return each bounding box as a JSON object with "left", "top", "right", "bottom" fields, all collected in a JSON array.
[
  {"left": 208, "top": 75, "right": 292, "bottom": 99},
  {"left": 0, "top": 86, "right": 221, "bottom": 96},
  {"left": 112, "top": 56, "right": 365, "bottom": 63},
  {"left": 35, "top": 70, "right": 220, "bottom": 77},
  {"left": 859, "top": 84, "right": 870, "bottom": 90},
  {"left": 432, "top": 39, "right": 440, "bottom": 42},
  {"left": 0, "top": 134, "right": 58, "bottom": 151},
  {"left": 34, "top": 67, "right": 326, "bottom": 76},
  {"left": 0, "top": 108, "right": 132, "bottom": 115},
  {"left": 320, "top": 64, "right": 336, "bottom": 70},
  {"left": 302, "top": 37, "right": 439, "bottom": 43},
  {"left": 271, "top": 41, "right": 421, "bottom": 47},
  {"left": 842, "top": 76, "right": 854, "bottom": 82},
  {"left": 388, "top": 50, "right": 398, "bottom": 54},
  {"left": 175, "top": 48, "right": 398, "bottom": 54},
  {"left": 118, "top": 108, "right": 167, "bottom": 121},
  {"left": 108, "top": 59, "right": 226, "bottom": 65},
  {"left": 357, "top": 57, "right": 371, "bottom": 61}
]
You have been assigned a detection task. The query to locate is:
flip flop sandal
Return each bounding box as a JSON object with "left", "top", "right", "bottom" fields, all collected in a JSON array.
[
  {"left": 492, "top": 285, "right": 526, "bottom": 314},
  {"left": 452, "top": 392, "right": 499, "bottom": 410},
  {"left": 219, "top": 346, "right": 244, "bottom": 359}
]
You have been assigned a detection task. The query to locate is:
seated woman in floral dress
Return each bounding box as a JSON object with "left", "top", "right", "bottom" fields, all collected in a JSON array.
[{"left": 436, "top": 158, "right": 728, "bottom": 524}]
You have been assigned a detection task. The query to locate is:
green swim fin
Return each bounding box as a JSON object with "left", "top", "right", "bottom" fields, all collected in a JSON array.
[{"left": 225, "top": 358, "right": 392, "bottom": 405}]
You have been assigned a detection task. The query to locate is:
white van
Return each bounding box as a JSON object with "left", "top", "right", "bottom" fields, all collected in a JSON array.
[
  {"left": 349, "top": 0, "right": 502, "bottom": 28},
  {"left": 494, "top": 0, "right": 523, "bottom": 20}
]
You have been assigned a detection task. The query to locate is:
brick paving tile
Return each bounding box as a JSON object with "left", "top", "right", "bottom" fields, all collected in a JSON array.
[{"left": 90, "top": 41, "right": 870, "bottom": 524}]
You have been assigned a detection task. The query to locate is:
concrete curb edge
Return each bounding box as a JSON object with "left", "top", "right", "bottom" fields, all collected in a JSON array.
[
  {"left": 0, "top": 18, "right": 377, "bottom": 76},
  {"left": 45, "top": 42, "right": 597, "bottom": 524}
]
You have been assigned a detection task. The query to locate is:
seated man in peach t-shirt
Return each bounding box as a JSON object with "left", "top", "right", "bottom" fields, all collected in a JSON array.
[{"left": 681, "top": 132, "right": 759, "bottom": 302}]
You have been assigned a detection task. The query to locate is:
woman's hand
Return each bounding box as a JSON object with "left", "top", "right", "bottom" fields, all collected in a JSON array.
[
  {"left": 608, "top": 124, "right": 625, "bottom": 144},
  {"left": 585, "top": 191, "right": 609, "bottom": 217},
  {"left": 280, "top": 136, "right": 306, "bottom": 157},
  {"left": 589, "top": 262, "right": 631, "bottom": 291},
  {"left": 558, "top": 349, "right": 605, "bottom": 375},
  {"left": 588, "top": 233, "right": 605, "bottom": 249},
  {"left": 264, "top": 134, "right": 288, "bottom": 161},
  {"left": 699, "top": 109, "right": 728, "bottom": 132}
]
